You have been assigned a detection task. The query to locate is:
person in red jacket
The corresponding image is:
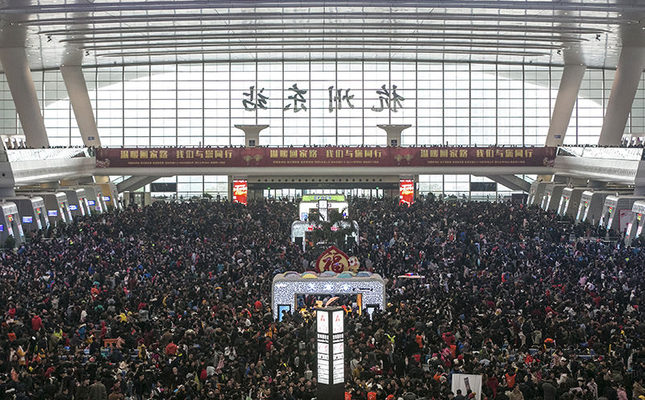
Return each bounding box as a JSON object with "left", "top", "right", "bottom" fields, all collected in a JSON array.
[
  {"left": 31, "top": 314, "right": 43, "bottom": 332},
  {"left": 165, "top": 342, "right": 178, "bottom": 356}
]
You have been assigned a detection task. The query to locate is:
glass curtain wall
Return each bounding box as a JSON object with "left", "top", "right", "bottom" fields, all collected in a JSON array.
[{"left": 1, "top": 61, "right": 645, "bottom": 198}]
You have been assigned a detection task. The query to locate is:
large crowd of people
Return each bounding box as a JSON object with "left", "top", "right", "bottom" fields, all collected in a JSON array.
[{"left": 0, "top": 197, "right": 641, "bottom": 400}]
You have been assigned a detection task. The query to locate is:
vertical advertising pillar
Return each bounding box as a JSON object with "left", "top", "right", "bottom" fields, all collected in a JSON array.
[
  {"left": 399, "top": 179, "right": 415, "bottom": 206},
  {"left": 316, "top": 307, "right": 345, "bottom": 400},
  {"left": 232, "top": 180, "right": 248, "bottom": 205}
]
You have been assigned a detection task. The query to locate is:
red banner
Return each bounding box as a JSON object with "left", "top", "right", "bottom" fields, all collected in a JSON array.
[
  {"left": 232, "top": 180, "right": 248, "bottom": 205},
  {"left": 95, "top": 146, "right": 556, "bottom": 168},
  {"left": 399, "top": 179, "right": 414, "bottom": 206}
]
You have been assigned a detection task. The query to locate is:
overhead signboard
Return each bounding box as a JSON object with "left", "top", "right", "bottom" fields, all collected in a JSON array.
[
  {"left": 96, "top": 146, "right": 556, "bottom": 169},
  {"left": 470, "top": 182, "right": 497, "bottom": 192},
  {"left": 150, "top": 183, "right": 178, "bottom": 192},
  {"left": 302, "top": 194, "right": 346, "bottom": 202}
]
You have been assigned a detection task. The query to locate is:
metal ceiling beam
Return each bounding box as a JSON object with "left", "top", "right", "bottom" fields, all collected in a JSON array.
[
  {"left": 21, "top": 12, "right": 632, "bottom": 26},
  {"left": 40, "top": 22, "right": 610, "bottom": 36},
  {"left": 96, "top": 48, "right": 550, "bottom": 58},
  {"left": 61, "top": 32, "right": 587, "bottom": 45},
  {"left": 83, "top": 40, "right": 563, "bottom": 52},
  {"left": 3, "top": 0, "right": 644, "bottom": 14}
]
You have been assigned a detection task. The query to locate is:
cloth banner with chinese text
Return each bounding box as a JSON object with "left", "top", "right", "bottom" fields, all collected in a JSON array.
[{"left": 95, "top": 147, "right": 556, "bottom": 169}]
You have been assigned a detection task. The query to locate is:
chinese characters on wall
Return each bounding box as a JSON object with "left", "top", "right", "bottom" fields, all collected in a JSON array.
[
  {"left": 100, "top": 147, "right": 555, "bottom": 169},
  {"left": 242, "top": 84, "right": 404, "bottom": 113}
]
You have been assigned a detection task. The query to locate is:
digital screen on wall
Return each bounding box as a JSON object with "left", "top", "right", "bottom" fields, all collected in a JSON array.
[
  {"left": 48, "top": 210, "right": 58, "bottom": 217},
  {"left": 150, "top": 183, "right": 178, "bottom": 192},
  {"left": 470, "top": 182, "right": 498, "bottom": 192},
  {"left": 399, "top": 179, "right": 414, "bottom": 206},
  {"left": 22, "top": 216, "right": 33, "bottom": 224},
  {"left": 69, "top": 205, "right": 78, "bottom": 211},
  {"left": 87, "top": 200, "right": 96, "bottom": 206},
  {"left": 233, "top": 180, "right": 248, "bottom": 205}
]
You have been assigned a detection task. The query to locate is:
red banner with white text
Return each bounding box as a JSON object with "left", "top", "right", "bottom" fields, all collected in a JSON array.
[
  {"left": 399, "top": 179, "right": 414, "bottom": 206},
  {"left": 95, "top": 146, "right": 556, "bottom": 169},
  {"left": 232, "top": 180, "right": 248, "bottom": 205}
]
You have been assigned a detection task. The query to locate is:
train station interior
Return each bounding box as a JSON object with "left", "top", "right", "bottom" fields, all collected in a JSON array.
[{"left": 0, "top": 2, "right": 643, "bottom": 400}]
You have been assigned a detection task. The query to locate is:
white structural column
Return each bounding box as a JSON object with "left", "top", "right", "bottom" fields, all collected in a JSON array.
[
  {"left": 598, "top": 46, "right": 645, "bottom": 146},
  {"left": 61, "top": 65, "right": 101, "bottom": 147},
  {"left": 376, "top": 124, "right": 411, "bottom": 146},
  {"left": 545, "top": 64, "right": 586, "bottom": 146},
  {"left": 234, "top": 124, "right": 269, "bottom": 146},
  {"left": 0, "top": 47, "right": 49, "bottom": 148}
]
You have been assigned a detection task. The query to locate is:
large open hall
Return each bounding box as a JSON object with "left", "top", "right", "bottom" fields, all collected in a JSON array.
[{"left": 0, "top": 1, "right": 643, "bottom": 400}]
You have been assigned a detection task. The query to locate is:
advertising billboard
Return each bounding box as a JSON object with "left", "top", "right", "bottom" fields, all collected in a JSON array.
[
  {"left": 232, "top": 180, "right": 248, "bottom": 205},
  {"left": 399, "top": 179, "right": 414, "bottom": 206}
]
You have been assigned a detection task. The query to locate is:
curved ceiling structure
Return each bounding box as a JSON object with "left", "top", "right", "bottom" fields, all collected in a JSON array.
[{"left": 0, "top": 0, "right": 644, "bottom": 71}]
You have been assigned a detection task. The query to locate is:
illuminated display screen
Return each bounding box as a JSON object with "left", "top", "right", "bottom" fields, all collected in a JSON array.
[
  {"left": 0, "top": 225, "right": 3, "bottom": 232},
  {"left": 69, "top": 205, "right": 78, "bottom": 211},
  {"left": 317, "top": 311, "right": 330, "bottom": 385},
  {"left": 48, "top": 210, "right": 58, "bottom": 217},
  {"left": 331, "top": 309, "right": 344, "bottom": 384},
  {"left": 22, "top": 216, "right": 33, "bottom": 224},
  {"left": 316, "top": 308, "right": 344, "bottom": 387},
  {"left": 302, "top": 194, "right": 345, "bottom": 202},
  {"left": 102, "top": 196, "right": 111, "bottom": 201},
  {"left": 232, "top": 180, "right": 248, "bottom": 205},
  {"left": 87, "top": 200, "right": 96, "bottom": 206},
  {"left": 399, "top": 179, "right": 414, "bottom": 206}
]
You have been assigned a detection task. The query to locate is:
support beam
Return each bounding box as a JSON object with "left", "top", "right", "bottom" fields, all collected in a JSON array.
[
  {"left": 485, "top": 175, "right": 531, "bottom": 192},
  {"left": 545, "top": 64, "right": 586, "bottom": 146},
  {"left": 61, "top": 65, "right": 101, "bottom": 147},
  {"left": 116, "top": 176, "right": 162, "bottom": 193},
  {"left": 598, "top": 46, "right": 645, "bottom": 146},
  {"left": 234, "top": 124, "right": 269, "bottom": 147},
  {"left": 0, "top": 47, "right": 49, "bottom": 148},
  {"left": 0, "top": 141, "right": 15, "bottom": 197},
  {"left": 377, "top": 124, "right": 411, "bottom": 146}
]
